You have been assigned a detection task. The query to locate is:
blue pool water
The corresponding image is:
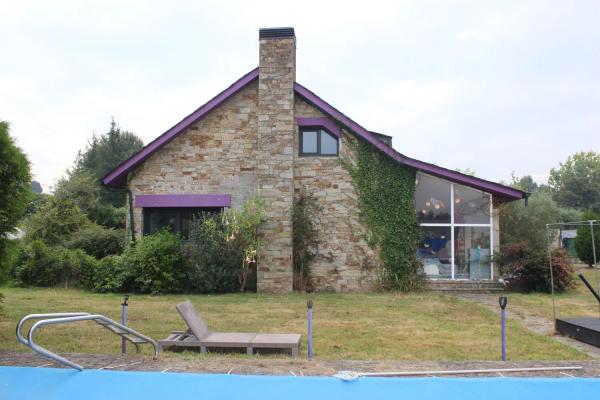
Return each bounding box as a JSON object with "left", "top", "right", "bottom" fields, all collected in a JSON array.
[{"left": 1, "top": 366, "right": 599, "bottom": 400}]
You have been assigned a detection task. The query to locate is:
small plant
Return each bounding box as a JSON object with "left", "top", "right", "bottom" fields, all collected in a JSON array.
[
  {"left": 496, "top": 242, "right": 575, "bottom": 293},
  {"left": 292, "top": 189, "right": 321, "bottom": 291},
  {"left": 222, "top": 195, "right": 265, "bottom": 292}
]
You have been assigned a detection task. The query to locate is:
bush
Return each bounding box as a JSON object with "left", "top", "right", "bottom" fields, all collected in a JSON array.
[
  {"left": 496, "top": 243, "right": 575, "bottom": 293},
  {"left": 90, "top": 255, "right": 132, "bottom": 293},
  {"left": 121, "top": 230, "right": 186, "bottom": 294},
  {"left": 0, "top": 239, "right": 24, "bottom": 284},
  {"left": 185, "top": 215, "right": 246, "bottom": 294},
  {"left": 574, "top": 210, "right": 600, "bottom": 266},
  {"left": 25, "top": 197, "right": 91, "bottom": 246},
  {"left": 66, "top": 225, "right": 126, "bottom": 259},
  {"left": 14, "top": 241, "right": 98, "bottom": 288}
]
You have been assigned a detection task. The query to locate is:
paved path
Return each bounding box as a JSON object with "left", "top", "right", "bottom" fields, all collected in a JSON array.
[{"left": 451, "top": 293, "right": 600, "bottom": 359}]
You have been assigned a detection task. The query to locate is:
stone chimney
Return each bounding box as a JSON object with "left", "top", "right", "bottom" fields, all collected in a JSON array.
[{"left": 256, "top": 27, "right": 296, "bottom": 292}]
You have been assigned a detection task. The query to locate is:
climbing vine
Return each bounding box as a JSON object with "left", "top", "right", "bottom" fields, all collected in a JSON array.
[
  {"left": 292, "top": 188, "right": 321, "bottom": 291},
  {"left": 343, "top": 136, "right": 423, "bottom": 291}
]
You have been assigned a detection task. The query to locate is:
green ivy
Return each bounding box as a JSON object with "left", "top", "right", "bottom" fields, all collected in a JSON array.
[
  {"left": 343, "top": 137, "right": 423, "bottom": 291},
  {"left": 292, "top": 189, "right": 321, "bottom": 291}
]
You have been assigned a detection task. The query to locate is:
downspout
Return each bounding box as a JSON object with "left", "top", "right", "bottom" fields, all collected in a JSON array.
[{"left": 127, "top": 189, "right": 136, "bottom": 243}]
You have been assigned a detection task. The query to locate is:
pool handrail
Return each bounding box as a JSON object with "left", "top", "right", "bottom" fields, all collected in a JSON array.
[{"left": 17, "top": 313, "right": 160, "bottom": 371}]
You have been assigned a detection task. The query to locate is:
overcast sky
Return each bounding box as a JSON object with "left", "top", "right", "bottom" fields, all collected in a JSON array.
[{"left": 2, "top": 1, "right": 599, "bottom": 192}]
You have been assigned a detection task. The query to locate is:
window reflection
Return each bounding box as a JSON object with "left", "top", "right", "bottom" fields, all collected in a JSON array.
[
  {"left": 453, "top": 184, "right": 490, "bottom": 224},
  {"left": 418, "top": 226, "right": 452, "bottom": 279},
  {"left": 454, "top": 227, "right": 491, "bottom": 279},
  {"left": 415, "top": 173, "right": 451, "bottom": 223}
]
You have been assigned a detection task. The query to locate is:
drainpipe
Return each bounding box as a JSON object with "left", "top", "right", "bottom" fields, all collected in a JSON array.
[{"left": 127, "top": 189, "right": 136, "bottom": 243}]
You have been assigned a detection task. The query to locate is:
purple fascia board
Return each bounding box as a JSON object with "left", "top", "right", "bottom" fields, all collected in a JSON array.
[
  {"left": 101, "top": 68, "right": 260, "bottom": 188},
  {"left": 297, "top": 117, "right": 341, "bottom": 137},
  {"left": 294, "top": 82, "right": 525, "bottom": 201},
  {"left": 135, "top": 194, "right": 231, "bottom": 208}
]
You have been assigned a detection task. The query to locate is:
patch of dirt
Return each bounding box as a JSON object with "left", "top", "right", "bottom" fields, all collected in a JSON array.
[{"left": 1, "top": 351, "right": 599, "bottom": 377}]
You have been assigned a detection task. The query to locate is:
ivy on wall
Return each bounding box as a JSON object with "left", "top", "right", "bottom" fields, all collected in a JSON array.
[
  {"left": 292, "top": 188, "right": 321, "bottom": 291},
  {"left": 343, "top": 136, "right": 423, "bottom": 291}
]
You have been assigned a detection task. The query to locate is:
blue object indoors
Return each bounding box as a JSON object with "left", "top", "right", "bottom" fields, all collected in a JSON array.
[{"left": 1, "top": 366, "right": 599, "bottom": 400}]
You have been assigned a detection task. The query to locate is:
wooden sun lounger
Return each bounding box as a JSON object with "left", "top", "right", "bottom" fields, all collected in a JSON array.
[{"left": 158, "top": 300, "right": 301, "bottom": 357}]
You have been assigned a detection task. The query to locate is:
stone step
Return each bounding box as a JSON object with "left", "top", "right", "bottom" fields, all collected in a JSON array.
[{"left": 426, "top": 280, "right": 505, "bottom": 293}]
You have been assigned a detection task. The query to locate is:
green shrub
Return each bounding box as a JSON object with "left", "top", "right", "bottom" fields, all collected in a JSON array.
[
  {"left": 185, "top": 215, "right": 245, "bottom": 293},
  {"left": 121, "top": 230, "right": 186, "bottom": 294},
  {"left": 0, "top": 239, "right": 24, "bottom": 284},
  {"left": 574, "top": 210, "right": 600, "bottom": 267},
  {"left": 14, "top": 241, "right": 98, "bottom": 288},
  {"left": 90, "top": 255, "right": 132, "bottom": 293},
  {"left": 25, "top": 197, "right": 91, "bottom": 246},
  {"left": 66, "top": 225, "right": 126, "bottom": 259},
  {"left": 496, "top": 243, "right": 575, "bottom": 293}
]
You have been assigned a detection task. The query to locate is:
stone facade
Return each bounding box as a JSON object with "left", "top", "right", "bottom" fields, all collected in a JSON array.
[
  {"left": 123, "top": 28, "right": 508, "bottom": 293},
  {"left": 255, "top": 34, "right": 296, "bottom": 293},
  {"left": 294, "top": 99, "right": 378, "bottom": 291},
  {"left": 128, "top": 81, "right": 259, "bottom": 236}
]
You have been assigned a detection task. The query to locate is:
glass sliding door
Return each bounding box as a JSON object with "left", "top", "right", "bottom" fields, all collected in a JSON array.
[{"left": 415, "top": 172, "right": 494, "bottom": 280}]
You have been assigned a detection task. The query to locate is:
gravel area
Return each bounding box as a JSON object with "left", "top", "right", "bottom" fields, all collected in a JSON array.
[{"left": 2, "top": 351, "right": 599, "bottom": 377}]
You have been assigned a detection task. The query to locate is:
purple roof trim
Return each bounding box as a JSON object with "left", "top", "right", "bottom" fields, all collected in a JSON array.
[
  {"left": 135, "top": 194, "right": 231, "bottom": 208},
  {"left": 294, "top": 82, "right": 525, "bottom": 201},
  {"left": 101, "top": 68, "right": 260, "bottom": 187},
  {"left": 297, "top": 117, "right": 341, "bottom": 137}
]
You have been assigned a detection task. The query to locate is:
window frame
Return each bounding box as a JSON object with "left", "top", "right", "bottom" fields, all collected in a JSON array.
[
  {"left": 416, "top": 172, "right": 494, "bottom": 280},
  {"left": 142, "top": 207, "right": 223, "bottom": 239},
  {"left": 299, "top": 127, "right": 339, "bottom": 157}
]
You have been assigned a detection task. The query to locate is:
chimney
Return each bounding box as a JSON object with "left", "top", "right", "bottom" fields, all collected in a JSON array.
[{"left": 256, "top": 27, "right": 296, "bottom": 293}]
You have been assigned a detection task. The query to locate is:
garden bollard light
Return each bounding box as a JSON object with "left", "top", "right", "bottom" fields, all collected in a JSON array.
[
  {"left": 307, "top": 300, "right": 313, "bottom": 361},
  {"left": 122, "top": 295, "right": 129, "bottom": 354},
  {"left": 499, "top": 296, "right": 507, "bottom": 361}
]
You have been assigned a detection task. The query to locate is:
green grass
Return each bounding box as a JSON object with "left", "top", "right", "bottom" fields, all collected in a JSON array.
[
  {"left": 507, "top": 268, "right": 600, "bottom": 321},
  {"left": 0, "top": 287, "right": 588, "bottom": 361}
]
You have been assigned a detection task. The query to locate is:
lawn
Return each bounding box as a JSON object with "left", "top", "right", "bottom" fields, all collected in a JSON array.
[
  {"left": 0, "top": 287, "right": 588, "bottom": 361},
  {"left": 506, "top": 268, "right": 600, "bottom": 321}
]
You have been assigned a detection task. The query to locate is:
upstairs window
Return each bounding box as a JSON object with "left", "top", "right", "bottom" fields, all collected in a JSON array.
[{"left": 299, "top": 128, "right": 339, "bottom": 156}]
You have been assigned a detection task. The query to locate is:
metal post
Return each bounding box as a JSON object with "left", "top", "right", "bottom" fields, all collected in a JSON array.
[
  {"left": 307, "top": 300, "right": 313, "bottom": 361},
  {"left": 547, "top": 225, "right": 557, "bottom": 325},
  {"left": 121, "top": 295, "right": 129, "bottom": 354},
  {"left": 499, "top": 296, "right": 507, "bottom": 361}
]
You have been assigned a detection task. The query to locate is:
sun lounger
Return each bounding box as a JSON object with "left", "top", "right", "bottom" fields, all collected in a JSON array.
[{"left": 158, "top": 300, "right": 301, "bottom": 357}]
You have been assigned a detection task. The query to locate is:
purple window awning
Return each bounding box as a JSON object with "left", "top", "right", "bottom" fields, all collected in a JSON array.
[{"left": 134, "top": 194, "right": 231, "bottom": 208}]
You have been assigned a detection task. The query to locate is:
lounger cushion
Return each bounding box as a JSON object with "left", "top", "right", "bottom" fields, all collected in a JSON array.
[{"left": 201, "top": 332, "right": 256, "bottom": 347}]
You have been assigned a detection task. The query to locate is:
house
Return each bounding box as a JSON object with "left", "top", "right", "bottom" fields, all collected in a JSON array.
[{"left": 102, "top": 27, "right": 526, "bottom": 293}]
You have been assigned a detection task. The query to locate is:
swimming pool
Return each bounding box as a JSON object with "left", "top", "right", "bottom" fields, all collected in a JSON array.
[{"left": 1, "top": 366, "right": 599, "bottom": 400}]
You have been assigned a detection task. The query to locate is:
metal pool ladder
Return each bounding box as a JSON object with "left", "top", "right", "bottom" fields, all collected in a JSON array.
[{"left": 16, "top": 312, "right": 159, "bottom": 371}]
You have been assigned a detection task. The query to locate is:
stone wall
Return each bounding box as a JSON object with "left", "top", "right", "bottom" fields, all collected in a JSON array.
[
  {"left": 255, "top": 35, "right": 297, "bottom": 293},
  {"left": 128, "top": 82, "right": 259, "bottom": 236},
  {"left": 293, "top": 98, "right": 379, "bottom": 291}
]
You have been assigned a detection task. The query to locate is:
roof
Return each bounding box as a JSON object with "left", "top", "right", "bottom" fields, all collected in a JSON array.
[{"left": 102, "top": 68, "right": 526, "bottom": 201}]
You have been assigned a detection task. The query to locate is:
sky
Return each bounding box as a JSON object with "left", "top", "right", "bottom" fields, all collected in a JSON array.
[{"left": 2, "top": 0, "right": 599, "bottom": 192}]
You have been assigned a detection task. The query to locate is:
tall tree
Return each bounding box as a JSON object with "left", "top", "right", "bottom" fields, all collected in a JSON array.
[
  {"left": 74, "top": 119, "right": 143, "bottom": 207},
  {"left": 0, "top": 121, "right": 31, "bottom": 267},
  {"left": 549, "top": 151, "right": 600, "bottom": 213}
]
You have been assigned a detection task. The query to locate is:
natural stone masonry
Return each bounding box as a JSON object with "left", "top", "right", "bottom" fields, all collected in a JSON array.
[
  {"left": 294, "top": 98, "right": 378, "bottom": 291},
  {"left": 128, "top": 82, "right": 259, "bottom": 237},
  {"left": 256, "top": 32, "right": 297, "bottom": 292}
]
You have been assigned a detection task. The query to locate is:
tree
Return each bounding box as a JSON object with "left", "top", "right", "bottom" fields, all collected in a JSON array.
[
  {"left": 500, "top": 191, "right": 561, "bottom": 254},
  {"left": 0, "top": 121, "right": 31, "bottom": 268},
  {"left": 25, "top": 196, "right": 91, "bottom": 246},
  {"left": 74, "top": 119, "right": 143, "bottom": 207},
  {"left": 574, "top": 210, "right": 600, "bottom": 267},
  {"left": 549, "top": 151, "right": 600, "bottom": 213}
]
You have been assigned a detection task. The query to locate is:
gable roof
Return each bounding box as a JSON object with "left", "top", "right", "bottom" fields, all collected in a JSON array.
[{"left": 102, "top": 68, "right": 525, "bottom": 201}]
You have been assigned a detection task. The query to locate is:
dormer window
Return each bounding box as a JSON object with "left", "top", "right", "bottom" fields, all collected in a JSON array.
[{"left": 299, "top": 128, "right": 339, "bottom": 156}]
